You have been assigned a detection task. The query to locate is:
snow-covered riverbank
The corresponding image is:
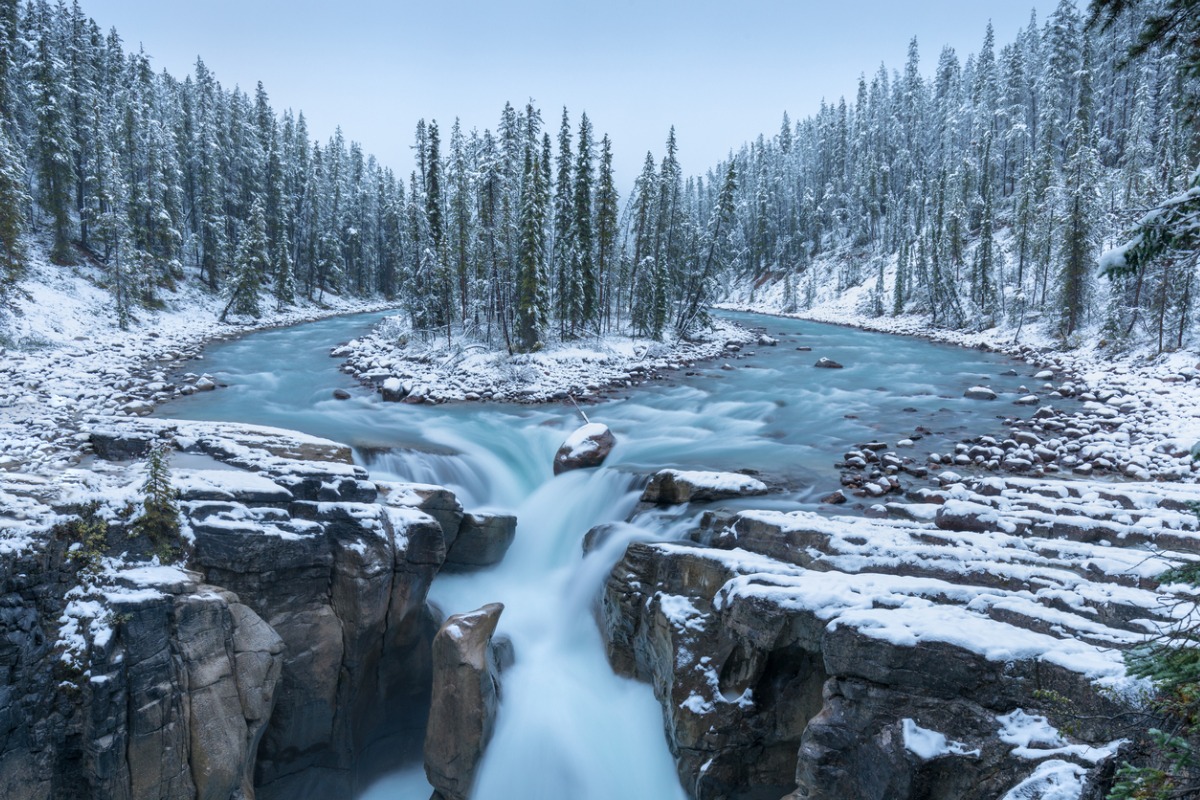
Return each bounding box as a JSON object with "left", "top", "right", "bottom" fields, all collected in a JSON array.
[
  {"left": 718, "top": 281, "right": 1200, "bottom": 487},
  {"left": 0, "top": 252, "right": 399, "bottom": 473}
]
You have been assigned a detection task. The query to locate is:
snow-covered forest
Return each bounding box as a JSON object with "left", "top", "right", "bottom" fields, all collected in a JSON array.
[
  {"left": 0, "top": 0, "right": 735, "bottom": 351},
  {"left": 703, "top": 0, "right": 1199, "bottom": 353},
  {"left": 1, "top": 0, "right": 1198, "bottom": 355}
]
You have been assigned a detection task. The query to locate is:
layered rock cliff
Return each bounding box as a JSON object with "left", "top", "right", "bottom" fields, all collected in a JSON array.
[
  {"left": 0, "top": 416, "right": 491, "bottom": 799},
  {"left": 601, "top": 475, "right": 1200, "bottom": 799}
]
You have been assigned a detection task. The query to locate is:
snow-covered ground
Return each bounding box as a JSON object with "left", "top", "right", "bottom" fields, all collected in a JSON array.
[
  {"left": 0, "top": 243, "right": 396, "bottom": 474},
  {"left": 337, "top": 314, "right": 758, "bottom": 404}
]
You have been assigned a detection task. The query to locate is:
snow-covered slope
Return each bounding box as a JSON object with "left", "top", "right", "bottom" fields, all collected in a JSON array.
[{"left": 0, "top": 241, "right": 394, "bottom": 472}]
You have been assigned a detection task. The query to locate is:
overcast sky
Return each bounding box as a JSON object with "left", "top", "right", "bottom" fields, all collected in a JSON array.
[{"left": 86, "top": 1, "right": 1059, "bottom": 186}]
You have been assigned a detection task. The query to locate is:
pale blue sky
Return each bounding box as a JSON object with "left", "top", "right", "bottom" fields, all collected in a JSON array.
[{"left": 86, "top": 1, "right": 1059, "bottom": 185}]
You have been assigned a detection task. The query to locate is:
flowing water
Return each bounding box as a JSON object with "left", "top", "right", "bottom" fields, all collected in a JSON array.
[{"left": 158, "top": 310, "right": 1037, "bottom": 799}]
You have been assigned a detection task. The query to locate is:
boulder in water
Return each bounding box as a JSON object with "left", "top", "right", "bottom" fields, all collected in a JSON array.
[
  {"left": 964, "top": 386, "right": 998, "bottom": 401},
  {"left": 641, "top": 469, "right": 768, "bottom": 505},
  {"left": 424, "top": 603, "right": 505, "bottom": 800},
  {"left": 332, "top": 388, "right": 351, "bottom": 400},
  {"left": 814, "top": 357, "right": 843, "bottom": 369},
  {"left": 553, "top": 422, "right": 616, "bottom": 475},
  {"left": 444, "top": 513, "right": 517, "bottom": 569}
]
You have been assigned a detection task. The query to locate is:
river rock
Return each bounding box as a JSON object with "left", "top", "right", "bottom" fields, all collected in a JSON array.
[
  {"left": 332, "top": 388, "right": 351, "bottom": 400},
  {"left": 814, "top": 357, "right": 843, "bottom": 369},
  {"left": 424, "top": 603, "right": 505, "bottom": 800},
  {"left": 444, "top": 513, "right": 517, "bottom": 569},
  {"left": 642, "top": 469, "right": 768, "bottom": 505},
  {"left": 381, "top": 377, "right": 409, "bottom": 402},
  {"left": 963, "top": 386, "right": 997, "bottom": 400},
  {"left": 553, "top": 422, "right": 616, "bottom": 475}
]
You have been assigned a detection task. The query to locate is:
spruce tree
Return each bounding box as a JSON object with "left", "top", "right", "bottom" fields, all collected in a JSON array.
[
  {"left": 515, "top": 147, "right": 548, "bottom": 352},
  {"left": 132, "top": 443, "right": 182, "bottom": 562},
  {"left": 594, "top": 134, "right": 619, "bottom": 332},
  {"left": 1058, "top": 46, "right": 1099, "bottom": 340},
  {"left": 572, "top": 112, "right": 596, "bottom": 333},
  {"left": 0, "top": 127, "right": 27, "bottom": 286},
  {"left": 222, "top": 196, "right": 269, "bottom": 320},
  {"left": 552, "top": 107, "right": 574, "bottom": 335},
  {"left": 31, "top": 4, "right": 75, "bottom": 263}
]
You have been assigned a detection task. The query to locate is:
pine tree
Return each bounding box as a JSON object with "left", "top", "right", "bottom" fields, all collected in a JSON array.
[
  {"left": 90, "top": 117, "right": 134, "bottom": 329},
  {"left": 629, "top": 152, "right": 659, "bottom": 334},
  {"left": 274, "top": 228, "right": 295, "bottom": 309},
  {"left": 1058, "top": 45, "right": 1099, "bottom": 339},
  {"left": 222, "top": 196, "right": 268, "bottom": 320},
  {"left": 131, "top": 443, "right": 182, "bottom": 562},
  {"left": 31, "top": 3, "right": 75, "bottom": 263},
  {"left": 552, "top": 107, "right": 574, "bottom": 336},
  {"left": 571, "top": 111, "right": 596, "bottom": 333},
  {"left": 515, "top": 146, "right": 549, "bottom": 352},
  {"left": 594, "top": 134, "right": 619, "bottom": 333},
  {"left": 0, "top": 126, "right": 27, "bottom": 286}
]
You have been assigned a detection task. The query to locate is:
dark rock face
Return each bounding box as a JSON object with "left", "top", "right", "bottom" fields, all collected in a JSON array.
[
  {"left": 789, "top": 681, "right": 1035, "bottom": 800},
  {"left": 424, "top": 604, "right": 505, "bottom": 800},
  {"left": 444, "top": 513, "right": 517, "bottom": 569},
  {"left": 2, "top": 417, "right": 498, "bottom": 800},
  {"left": 0, "top": 540, "right": 283, "bottom": 800},
  {"left": 601, "top": 491, "right": 1171, "bottom": 800},
  {"left": 553, "top": 423, "right": 616, "bottom": 475}
]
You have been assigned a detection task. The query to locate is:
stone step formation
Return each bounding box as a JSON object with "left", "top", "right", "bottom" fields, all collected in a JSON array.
[{"left": 599, "top": 470, "right": 1200, "bottom": 800}]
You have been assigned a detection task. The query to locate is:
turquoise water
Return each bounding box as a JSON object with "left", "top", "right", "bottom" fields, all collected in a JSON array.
[{"left": 159, "top": 311, "right": 1034, "bottom": 799}]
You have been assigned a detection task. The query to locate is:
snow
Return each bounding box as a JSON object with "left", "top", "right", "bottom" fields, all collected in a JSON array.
[
  {"left": 1, "top": 245, "right": 395, "bottom": 474},
  {"left": 901, "top": 719, "right": 979, "bottom": 760},
  {"left": 999, "top": 760, "right": 1086, "bottom": 800},
  {"left": 171, "top": 468, "right": 291, "bottom": 502},
  {"left": 996, "top": 710, "right": 1124, "bottom": 765},
  {"left": 560, "top": 422, "right": 611, "bottom": 459},
  {"left": 657, "top": 469, "right": 768, "bottom": 495},
  {"left": 340, "top": 314, "right": 756, "bottom": 404},
  {"left": 657, "top": 593, "right": 707, "bottom": 632}
]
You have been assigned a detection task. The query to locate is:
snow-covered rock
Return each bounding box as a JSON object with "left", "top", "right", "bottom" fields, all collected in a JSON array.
[
  {"left": 602, "top": 473, "right": 1196, "bottom": 799},
  {"left": 553, "top": 422, "right": 616, "bottom": 475},
  {"left": 964, "top": 386, "right": 998, "bottom": 401},
  {"left": 641, "top": 468, "right": 769, "bottom": 504}
]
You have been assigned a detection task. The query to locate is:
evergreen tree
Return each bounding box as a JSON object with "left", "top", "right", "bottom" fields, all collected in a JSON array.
[
  {"left": 31, "top": 3, "right": 75, "bottom": 263},
  {"left": 552, "top": 107, "right": 574, "bottom": 335},
  {"left": 222, "top": 196, "right": 268, "bottom": 320},
  {"left": 515, "top": 146, "right": 549, "bottom": 352},
  {"left": 594, "top": 134, "right": 619, "bottom": 333},
  {"left": 0, "top": 126, "right": 27, "bottom": 285},
  {"left": 1058, "top": 45, "right": 1099, "bottom": 339},
  {"left": 131, "top": 443, "right": 182, "bottom": 562},
  {"left": 572, "top": 111, "right": 596, "bottom": 332}
]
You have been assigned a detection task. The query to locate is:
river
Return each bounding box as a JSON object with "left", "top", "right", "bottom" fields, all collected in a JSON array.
[{"left": 158, "top": 310, "right": 1036, "bottom": 799}]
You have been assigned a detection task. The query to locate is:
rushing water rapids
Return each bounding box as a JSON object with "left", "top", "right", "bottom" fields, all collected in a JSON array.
[{"left": 157, "top": 310, "right": 1038, "bottom": 799}]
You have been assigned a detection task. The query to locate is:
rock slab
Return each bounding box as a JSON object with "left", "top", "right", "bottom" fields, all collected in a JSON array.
[
  {"left": 424, "top": 603, "right": 505, "bottom": 800},
  {"left": 642, "top": 469, "right": 768, "bottom": 504}
]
